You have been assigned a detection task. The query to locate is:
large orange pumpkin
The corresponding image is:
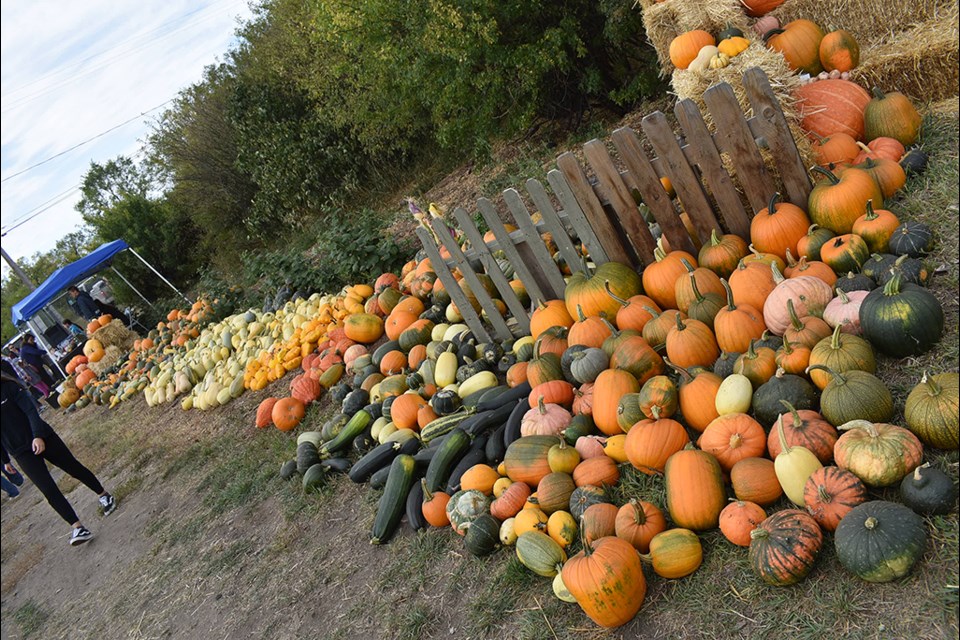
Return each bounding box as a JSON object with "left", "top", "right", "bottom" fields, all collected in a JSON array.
[
  {"left": 669, "top": 30, "right": 715, "bottom": 70},
  {"left": 819, "top": 29, "right": 859, "bottom": 73},
  {"left": 750, "top": 193, "right": 811, "bottom": 262},
  {"left": 664, "top": 447, "right": 726, "bottom": 531},
  {"left": 765, "top": 20, "right": 825, "bottom": 74},
  {"left": 796, "top": 79, "right": 871, "bottom": 141},
  {"left": 272, "top": 397, "right": 305, "bottom": 432},
  {"left": 343, "top": 313, "right": 384, "bottom": 344},
  {"left": 592, "top": 369, "right": 640, "bottom": 436},
  {"left": 561, "top": 536, "right": 647, "bottom": 628}
]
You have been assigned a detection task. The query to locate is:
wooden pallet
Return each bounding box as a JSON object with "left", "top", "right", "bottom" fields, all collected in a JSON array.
[{"left": 415, "top": 68, "right": 812, "bottom": 341}]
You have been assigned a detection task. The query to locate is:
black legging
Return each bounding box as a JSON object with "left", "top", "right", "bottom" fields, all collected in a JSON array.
[{"left": 13, "top": 432, "right": 104, "bottom": 524}]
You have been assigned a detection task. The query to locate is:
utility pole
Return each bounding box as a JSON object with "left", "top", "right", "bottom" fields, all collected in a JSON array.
[{"left": 0, "top": 244, "right": 35, "bottom": 289}]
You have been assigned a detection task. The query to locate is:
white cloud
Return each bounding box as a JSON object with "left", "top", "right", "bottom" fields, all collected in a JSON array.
[{"left": 1, "top": 0, "right": 253, "bottom": 267}]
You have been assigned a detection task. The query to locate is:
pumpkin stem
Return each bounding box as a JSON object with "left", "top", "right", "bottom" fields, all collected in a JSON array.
[
  {"left": 881, "top": 272, "right": 903, "bottom": 296},
  {"left": 838, "top": 419, "right": 878, "bottom": 437},
  {"left": 744, "top": 338, "right": 758, "bottom": 359},
  {"left": 653, "top": 237, "right": 668, "bottom": 262},
  {"left": 817, "top": 484, "right": 832, "bottom": 503},
  {"left": 538, "top": 396, "right": 548, "bottom": 415},
  {"left": 709, "top": 228, "right": 723, "bottom": 246},
  {"left": 835, "top": 287, "right": 850, "bottom": 304},
  {"left": 720, "top": 278, "right": 737, "bottom": 311},
  {"left": 674, "top": 310, "right": 687, "bottom": 332},
  {"left": 775, "top": 414, "right": 793, "bottom": 455},
  {"left": 805, "top": 363, "right": 845, "bottom": 385},
  {"left": 779, "top": 399, "right": 803, "bottom": 428},
  {"left": 864, "top": 516, "right": 878, "bottom": 530},
  {"left": 762, "top": 28, "right": 785, "bottom": 43},
  {"left": 785, "top": 247, "right": 798, "bottom": 269},
  {"left": 811, "top": 165, "right": 841, "bottom": 185},
  {"left": 766, "top": 192, "right": 782, "bottom": 215},
  {"left": 864, "top": 199, "right": 878, "bottom": 220},
  {"left": 870, "top": 86, "right": 886, "bottom": 101},
  {"left": 599, "top": 315, "right": 620, "bottom": 337},
  {"left": 688, "top": 271, "right": 706, "bottom": 303},
  {"left": 603, "top": 280, "right": 630, "bottom": 308},
  {"left": 664, "top": 358, "right": 693, "bottom": 384},
  {"left": 780, "top": 334, "right": 794, "bottom": 354},
  {"left": 641, "top": 304, "right": 661, "bottom": 320},
  {"left": 630, "top": 498, "right": 648, "bottom": 525},
  {"left": 575, "top": 304, "right": 587, "bottom": 323},
  {"left": 829, "top": 322, "right": 844, "bottom": 350},
  {"left": 787, "top": 298, "right": 803, "bottom": 331},
  {"left": 920, "top": 371, "right": 942, "bottom": 395},
  {"left": 421, "top": 477, "right": 434, "bottom": 503},
  {"left": 650, "top": 404, "right": 662, "bottom": 421},
  {"left": 770, "top": 261, "right": 785, "bottom": 284},
  {"left": 913, "top": 463, "right": 930, "bottom": 483}
]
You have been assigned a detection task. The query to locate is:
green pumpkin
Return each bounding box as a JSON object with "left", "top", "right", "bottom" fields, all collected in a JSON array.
[
  {"left": 463, "top": 513, "right": 503, "bottom": 557},
  {"left": 807, "top": 324, "right": 876, "bottom": 390},
  {"left": 887, "top": 221, "right": 933, "bottom": 258},
  {"left": 752, "top": 369, "right": 818, "bottom": 427},
  {"left": 859, "top": 274, "right": 944, "bottom": 357},
  {"left": 876, "top": 255, "right": 929, "bottom": 287},
  {"left": 563, "top": 414, "right": 597, "bottom": 445},
  {"left": 859, "top": 253, "right": 898, "bottom": 281},
  {"left": 904, "top": 371, "right": 959, "bottom": 450},
  {"left": 568, "top": 485, "right": 611, "bottom": 521},
  {"left": 446, "top": 490, "right": 491, "bottom": 536},
  {"left": 279, "top": 459, "right": 298, "bottom": 480},
  {"left": 617, "top": 393, "right": 645, "bottom": 432},
  {"left": 564, "top": 261, "right": 642, "bottom": 320},
  {"left": 807, "top": 365, "right": 893, "bottom": 425},
  {"left": 900, "top": 464, "right": 958, "bottom": 515},
  {"left": 834, "top": 501, "right": 926, "bottom": 583},
  {"left": 834, "top": 271, "right": 876, "bottom": 294}
]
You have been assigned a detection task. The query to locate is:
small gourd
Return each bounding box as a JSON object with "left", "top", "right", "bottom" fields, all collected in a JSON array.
[
  {"left": 899, "top": 463, "right": 957, "bottom": 515},
  {"left": 774, "top": 417, "right": 823, "bottom": 506},
  {"left": 688, "top": 45, "right": 720, "bottom": 72},
  {"left": 715, "top": 373, "right": 752, "bottom": 415},
  {"left": 709, "top": 53, "right": 732, "bottom": 69},
  {"left": 717, "top": 36, "right": 750, "bottom": 58}
]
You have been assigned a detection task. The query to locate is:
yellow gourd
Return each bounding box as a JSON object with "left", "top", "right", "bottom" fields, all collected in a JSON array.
[
  {"left": 687, "top": 45, "right": 720, "bottom": 72},
  {"left": 773, "top": 417, "right": 823, "bottom": 505},
  {"left": 709, "top": 53, "right": 731, "bottom": 69},
  {"left": 718, "top": 36, "right": 750, "bottom": 58},
  {"left": 715, "top": 374, "right": 752, "bottom": 415}
]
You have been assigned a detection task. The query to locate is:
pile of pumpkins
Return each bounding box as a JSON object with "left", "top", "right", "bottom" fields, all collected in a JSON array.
[{"left": 272, "top": 133, "right": 956, "bottom": 628}]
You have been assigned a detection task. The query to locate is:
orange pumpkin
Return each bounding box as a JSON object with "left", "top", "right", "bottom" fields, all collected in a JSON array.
[
  {"left": 808, "top": 166, "right": 884, "bottom": 234},
  {"left": 812, "top": 132, "right": 860, "bottom": 166},
  {"left": 643, "top": 242, "right": 696, "bottom": 310},
  {"left": 665, "top": 315, "right": 719, "bottom": 369},
  {"left": 592, "top": 369, "right": 640, "bottom": 436},
  {"left": 581, "top": 503, "right": 619, "bottom": 544},
  {"left": 529, "top": 300, "right": 574, "bottom": 340},
  {"left": 664, "top": 447, "right": 726, "bottom": 531},
  {"left": 562, "top": 536, "right": 647, "bottom": 628},
  {"left": 625, "top": 415, "right": 690, "bottom": 475},
  {"left": 391, "top": 393, "right": 428, "bottom": 430},
  {"left": 572, "top": 455, "right": 620, "bottom": 488},
  {"left": 669, "top": 30, "right": 715, "bottom": 70},
  {"left": 730, "top": 457, "right": 783, "bottom": 506},
  {"left": 765, "top": 19, "right": 825, "bottom": 74},
  {"left": 796, "top": 79, "right": 871, "bottom": 141},
  {"left": 714, "top": 279, "right": 766, "bottom": 354},
  {"left": 719, "top": 500, "right": 767, "bottom": 547},
  {"left": 290, "top": 374, "right": 322, "bottom": 404},
  {"left": 272, "top": 397, "right": 305, "bottom": 432},
  {"left": 750, "top": 193, "right": 811, "bottom": 262},
  {"left": 699, "top": 413, "right": 767, "bottom": 472},
  {"left": 818, "top": 29, "right": 859, "bottom": 72},
  {"left": 256, "top": 398, "right": 279, "bottom": 428},
  {"left": 615, "top": 499, "right": 667, "bottom": 553}
]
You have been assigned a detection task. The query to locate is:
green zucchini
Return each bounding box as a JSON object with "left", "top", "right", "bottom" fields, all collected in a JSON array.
[
  {"left": 463, "top": 384, "right": 509, "bottom": 409},
  {"left": 424, "top": 427, "right": 472, "bottom": 492},
  {"left": 321, "top": 408, "right": 373, "bottom": 454},
  {"left": 370, "top": 464, "right": 392, "bottom": 490},
  {"left": 349, "top": 441, "right": 403, "bottom": 483},
  {"left": 405, "top": 478, "right": 428, "bottom": 532},
  {"left": 502, "top": 399, "right": 529, "bottom": 448},
  {"left": 420, "top": 410, "right": 474, "bottom": 443},
  {"left": 445, "top": 434, "right": 489, "bottom": 493},
  {"left": 371, "top": 454, "right": 416, "bottom": 544},
  {"left": 476, "top": 381, "right": 531, "bottom": 412}
]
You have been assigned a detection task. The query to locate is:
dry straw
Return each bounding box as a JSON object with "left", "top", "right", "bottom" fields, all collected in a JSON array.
[
  {"left": 642, "top": 0, "right": 750, "bottom": 74},
  {"left": 88, "top": 345, "right": 125, "bottom": 376},
  {"left": 671, "top": 44, "right": 816, "bottom": 167},
  {"left": 851, "top": 6, "right": 960, "bottom": 103},
  {"left": 770, "top": 0, "right": 953, "bottom": 48},
  {"left": 91, "top": 319, "right": 138, "bottom": 352}
]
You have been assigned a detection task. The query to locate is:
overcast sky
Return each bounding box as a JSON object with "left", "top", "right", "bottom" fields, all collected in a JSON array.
[{"left": 1, "top": 0, "right": 254, "bottom": 272}]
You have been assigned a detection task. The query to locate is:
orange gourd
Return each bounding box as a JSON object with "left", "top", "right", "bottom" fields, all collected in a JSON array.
[
  {"left": 615, "top": 499, "right": 667, "bottom": 553},
  {"left": 665, "top": 314, "right": 719, "bottom": 369},
  {"left": 562, "top": 536, "right": 647, "bottom": 628},
  {"left": 719, "top": 500, "right": 768, "bottom": 547},
  {"left": 642, "top": 240, "right": 696, "bottom": 310},
  {"left": 664, "top": 446, "right": 726, "bottom": 531},
  {"left": 699, "top": 413, "right": 767, "bottom": 472},
  {"left": 666, "top": 360, "right": 721, "bottom": 433},
  {"left": 669, "top": 30, "right": 715, "bottom": 70},
  {"left": 572, "top": 455, "right": 620, "bottom": 488},
  {"left": 750, "top": 193, "right": 811, "bottom": 262},
  {"left": 714, "top": 278, "right": 766, "bottom": 354},
  {"left": 730, "top": 457, "right": 783, "bottom": 506},
  {"left": 272, "top": 397, "right": 305, "bottom": 432},
  {"left": 818, "top": 29, "right": 859, "bottom": 72},
  {"left": 592, "top": 369, "right": 640, "bottom": 436},
  {"left": 625, "top": 414, "right": 690, "bottom": 474},
  {"left": 391, "top": 393, "right": 428, "bottom": 430}
]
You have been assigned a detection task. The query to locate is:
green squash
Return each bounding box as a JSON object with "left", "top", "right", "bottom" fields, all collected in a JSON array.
[
  {"left": 859, "top": 274, "right": 944, "bottom": 358},
  {"left": 563, "top": 414, "right": 597, "bottom": 445},
  {"left": 887, "top": 221, "right": 933, "bottom": 258},
  {"left": 807, "top": 365, "right": 893, "bottom": 425},
  {"left": 900, "top": 464, "right": 957, "bottom": 515},
  {"left": 569, "top": 485, "right": 611, "bottom": 521},
  {"left": 302, "top": 464, "right": 327, "bottom": 492},
  {"left": 752, "top": 369, "right": 818, "bottom": 427},
  {"left": 279, "top": 459, "right": 298, "bottom": 480},
  {"left": 464, "top": 513, "right": 503, "bottom": 557},
  {"left": 516, "top": 531, "right": 567, "bottom": 577},
  {"left": 446, "top": 489, "right": 491, "bottom": 536},
  {"left": 564, "top": 261, "right": 642, "bottom": 320},
  {"left": 834, "top": 501, "right": 926, "bottom": 582},
  {"left": 807, "top": 324, "right": 876, "bottom": 390},
  {"left": 904, "top": 371, "right": 959, "bottom": 450}
]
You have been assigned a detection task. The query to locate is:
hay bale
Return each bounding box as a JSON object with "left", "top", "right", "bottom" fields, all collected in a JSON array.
[
  {"left": 91, "top": 320, "right": 138, "bottom": 352},
  {"left": 642, "top": 0, "right": 750, "bottom": 73},
  {"left": 769, "top": 0, "right": 953, "bottom": 49},
  {"left": 88, "top": 346, "right": 124, "bottom": 376},
  {"left": 851, "top": 7, "right": 959, "bottom": 104},
  {"left": 671, "top": 44, "right": 815, "bottom": 167}
]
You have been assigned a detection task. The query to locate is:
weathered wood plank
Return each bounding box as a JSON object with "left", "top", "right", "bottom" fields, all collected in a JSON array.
[
  {"left": 556, "top": 152, "right": 633, "bottom": 265},
  {"left": 582, "top": 139, "right": 657, "bottom": 264},
  {"left": 673, "top": 99, "right": 752, "bottom": 238},
  {"left": 641, "top": 111, "right": 720, "bottom": 244},
  {"left": 546, "top": 169, "right": 608, "bottom": 264},
  {"left": 703, "top": 82, "right": 777, "bottom": 215},
  {"left": 477, "top": 197, "right": 548, "bottom": 306},
  {"left": 525, "top": 178, "right": 582, "bottom": 272},
  {"left": 452, "top": 207, "right": 530, "bottom": 335},
  {"left": 610, "top": 126, "right": 696, "bottom": 256},
  {"left": 742, "top": 67, "right": 812, "bottom": 208},
  {"left": 415, "top": 227, "right": 491, "bottom": 342},
  {"left": 503, "top": 188, "right": 568, "bottom": 298},
  {"left": 429, "top": 217, "right": 513, "bottom": 341}
]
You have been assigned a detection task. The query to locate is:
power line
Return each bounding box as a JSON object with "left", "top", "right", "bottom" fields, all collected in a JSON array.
[
  {"left": 0, "top": 101, "right": 171, "bottom": 184},
  {"left": 1, "top": 183, "right": 82, "bottom": 230},
  {"left": 0, "top": 187, "right": 80, "bottom": 237}
]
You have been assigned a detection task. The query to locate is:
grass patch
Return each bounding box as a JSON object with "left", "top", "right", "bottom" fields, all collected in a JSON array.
[
  {"left": 0, "top": 543, "right": 45, "bottom": 596},
  {"left": 111, "top": 474, "right": 143, "bottom": 504},
  {"left": 10, "top": 600, "right": 49, "bottom": 638},
  {"left": 394, "top": 603, "right": 437, "bottom": 640}
]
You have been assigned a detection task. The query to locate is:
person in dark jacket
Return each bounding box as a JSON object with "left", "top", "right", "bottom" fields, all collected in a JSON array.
[
  {"left": 1, "top": 361, "right": 116, "bottom": 545},
  {"left": 18, "top": 334, "right": 55, "bottom": 388},
  {"left": 66, "top": 285, "right": 99, "bottom": 321}
]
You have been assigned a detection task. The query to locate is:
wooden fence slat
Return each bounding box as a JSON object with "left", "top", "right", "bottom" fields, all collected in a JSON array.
[
  {"left": 610, "top": 126, "right": 696, "bottom": 256},
  {"left": 477, "top": 197, "right": 548, "bottom": 306},
  {"left": 415, "top": 227, "right": 491, "bottom": 342},
  {"left": 641, "top": 111, "right": 720, "bottom": 244},
  {"left": 546, "top": 169, "right": 608, "bottom": 264},
  {"left": 673, "top": 99, "right": 753, "bottom": 239},
  {"left": 582, "top": 140, "right": 657, "bottom": 264},
  {"left": 429, "top": 218, "right": 513, "bottom": 341},
  {"left": 703, "top": 82, "right": 777, "bottom": 215},
  {"left": 503, "top": 188, "right": 568, "bottom": 298},
  {"left": 556, "top": 152, "right": 634, "bottom": 265},
  {"left": 742, "top": 67, "right": 812, "bottom": 208},
  {"left": 525, "top": 178, "right": 583, "bottom": 272},
  {"left": 452, "top": 207, "right": 530, "bottom": 335}
]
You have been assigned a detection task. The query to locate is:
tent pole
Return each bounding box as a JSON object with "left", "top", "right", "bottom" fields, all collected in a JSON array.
[
  {"left": 126, "top": 247, "right": 192, "bottom": 304},
  {"left": 111, "top": 266, "right": 155, "bottom": 309}
]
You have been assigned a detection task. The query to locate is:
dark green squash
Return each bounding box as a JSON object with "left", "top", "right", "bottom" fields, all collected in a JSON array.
[
  {"left": 752, "top": 369, "right": 819, "bottom": 427},
  {"left": 320, "top": 413, "right": 351, "bottom": 443},
  {"left": 859, "top": 274, "right": 944, "bottom": 357},
  {"left": 569, "top": 485, "right": 611, "bottom": 521},
  {"left": 899, "top": 147, "right": 929, "bottom": 175},
  {"left": 568, "top": 348, "right": 609, "bottom": 384},
  {"left": 900, "top": 463, "right": 957, "bottom": 515},
  {"left": 296, "top": 442, "right": 321, "bottom": 475},
  {"left": 860, "top": 253, "right": 898, "bottom": 282},
  {"left": 563, "top": 414, "right": 597, "bottom": 445},
  {"left": 875, "top": 254, "right": 929, "bottom": 287},
  {"left": 834, "top": 271, "right": 876, "bottom": 294},
  {"left": 806, "top": 365, "right": 894, "bottom": 425},
  {"left": 713, "top": 351, "right": 741, "bottom": 378},
  {"left": 430, "top": 389, "right": 462, "bottom": 415},
  {"left": 887, "top": 221, "right": 933, "bottom": 257},
  {"left": 463, "top": 513, "right": 502, "bottom": 556},
  {"left": 799, "top": 224, "right": 836, "bottom": 261},
  {"left": 718, "top": 23, "right": 744, "bottom": 39},
  {"left": 372, "top": 340, "right": 403, "bottom": 367},
  {"left": 755, "top": 330, "right": 782, "bottom": 352},
  {"left": 279, "top": 459, "right": 298, "bottom": 480},
  {"left": 302, "top": 463, "right": 327, "bottom": 492},
  {"left": 329, "top": 383, "right": 351, "bottom": 406},
  {"left": 342, "top": 389, "right": 369, "bottom": 416},
  {"left": 560, "top": 344, "right": 590, "bottom": 383},
  {"left": 834, "top": 500, "right": 926, "bottom": 582},
  {"left": 371, "top": 454, "right": 417, "bottom": 544},
  {"left": 904, "top": 371, "right": 959, "bottom": 450},
  {"left": 807, "top": 324, "right": 876, "bottom": 390}
]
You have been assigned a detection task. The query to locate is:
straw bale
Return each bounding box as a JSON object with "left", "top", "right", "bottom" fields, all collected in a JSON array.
[
  {"left": 851, "top": 8, "right": 959, "bottom": 104},
  {"left": 91, "top": 319, "right": 138, "bottom": 352},
  {"left": 642, "top": 0, "right": 750, "bottom": 74},
  {"left": 88, "top": 346, "right": 124, "bottom": 376},
  {"left": 769, "top": 0, "right": 953, "bottom": 49}
]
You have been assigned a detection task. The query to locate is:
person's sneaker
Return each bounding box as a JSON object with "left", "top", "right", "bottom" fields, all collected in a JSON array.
[
  {"left": 70, "top": 526, "right": 93, "bottom": 546},
  {"left": 99, "top": 494, "right": 116, "bottom": 516}
]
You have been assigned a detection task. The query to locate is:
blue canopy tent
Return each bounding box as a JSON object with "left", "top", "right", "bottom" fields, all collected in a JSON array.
[{"left": 10, "top": 239, "right": 190, "bottom": 376}]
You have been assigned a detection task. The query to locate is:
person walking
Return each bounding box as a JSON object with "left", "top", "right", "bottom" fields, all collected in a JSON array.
[{"left": 1, "top": 361, "right": 116, "bottom": 545}]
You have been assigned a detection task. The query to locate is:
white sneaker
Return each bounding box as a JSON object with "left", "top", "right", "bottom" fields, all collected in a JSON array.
[
  {"left": 99, "top": 494, "right": 116, "bottom": 516},
  {"left": 70, "top": 526, "right": 93, "bottom": 546}
]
